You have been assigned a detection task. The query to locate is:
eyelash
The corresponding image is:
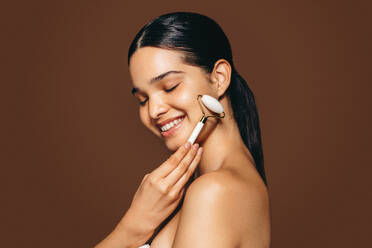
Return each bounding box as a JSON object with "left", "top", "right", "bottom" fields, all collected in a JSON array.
[
  {"left": 139, "top": 84, "right": 179, "bottom": 106},
  {"left": 164, "top": 84, "right": 179, "bottom": 92}
]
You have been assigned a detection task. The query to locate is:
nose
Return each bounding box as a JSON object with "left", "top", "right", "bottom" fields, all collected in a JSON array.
[{"left": 148, "top": 94, "right": 168, "bottom": 120}]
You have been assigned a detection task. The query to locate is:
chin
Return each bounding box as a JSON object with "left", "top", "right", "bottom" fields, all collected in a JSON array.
[
  {"left": 164, "top": 139, "right": 183, "bottom": 152},
  {"left": 165, "top": 132, "right": 191, "bottom": 151},
  {"left": 161, "top": 123, "right": 191, "bottom": 151}
]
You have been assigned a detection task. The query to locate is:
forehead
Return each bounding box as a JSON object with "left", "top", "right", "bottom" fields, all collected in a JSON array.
[{"left": 129, "top": 47, "right": 186, "bottom": 86}]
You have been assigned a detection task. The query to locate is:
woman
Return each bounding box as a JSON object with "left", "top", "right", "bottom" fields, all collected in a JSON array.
[{"left": 95, "top": 12, "right": 271, "bottom": 248}]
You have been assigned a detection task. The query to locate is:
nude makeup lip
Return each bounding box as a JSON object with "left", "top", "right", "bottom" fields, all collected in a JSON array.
[{"left": 160, "top": 116, "right": 185, "bottom": 138}]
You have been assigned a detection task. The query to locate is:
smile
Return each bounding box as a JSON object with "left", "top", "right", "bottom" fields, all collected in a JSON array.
[{"left": 160, "top": 116, "right": 185, "bottom": 137}]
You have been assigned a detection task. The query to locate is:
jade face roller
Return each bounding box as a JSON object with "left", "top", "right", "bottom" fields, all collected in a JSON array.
[{"left": 187, "top": 94, "right": 225, "bottom": 144}]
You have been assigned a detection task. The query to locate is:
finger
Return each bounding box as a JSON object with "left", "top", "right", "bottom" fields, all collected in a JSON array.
[
  {"left": 163, "top": 143, "right": 199, "bottom": 186},
  {"left": 177, "top": 187, "right": 186, "bottom": 200},
  {"left": 169, "top": 147, "right": 203, "bottom": 195},
  {"left": 152, "top": 142, "right": 191, "bottom": 178},
  {"left": 167, "top": 187, "right": 186, "bottom": 207}
]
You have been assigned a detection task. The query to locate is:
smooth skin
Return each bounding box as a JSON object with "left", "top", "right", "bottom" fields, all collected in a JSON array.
[{"left": 128, "top": 47, "right": 271, "bottom": 247}]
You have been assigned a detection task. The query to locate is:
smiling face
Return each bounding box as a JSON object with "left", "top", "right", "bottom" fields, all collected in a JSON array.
[{"left": 128, "top": 47, "right": 219, "bottom": 151}]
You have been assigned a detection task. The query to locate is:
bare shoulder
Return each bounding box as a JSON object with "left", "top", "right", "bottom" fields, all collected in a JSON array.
[
  {"left": 187, "top": 168, "right": 269, "bottom": 208},
  {"left": 172, "top": 169, "right": 271, "bottom": 247}
]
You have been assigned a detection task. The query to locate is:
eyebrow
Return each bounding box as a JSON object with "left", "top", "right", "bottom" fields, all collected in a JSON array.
[{"left": 131, "top": 70, "right": 185, "bottom": 95}]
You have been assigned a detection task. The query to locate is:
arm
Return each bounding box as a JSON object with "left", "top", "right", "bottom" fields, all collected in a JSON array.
[
  {"left": 171, "top": 172, "right": 270, "bottom": 248},
  {"left": 94, "top": 212, "right": 154, "bottom": 248},
  {"left": 95, "top": 142, "right": 203, "bottom": 248}
]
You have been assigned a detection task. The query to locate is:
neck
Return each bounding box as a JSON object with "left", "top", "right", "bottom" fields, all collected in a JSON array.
[{"left": 195, "top": 111, "right": 254, "bottom": 176}]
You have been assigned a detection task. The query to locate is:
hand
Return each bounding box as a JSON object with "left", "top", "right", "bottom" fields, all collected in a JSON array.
[{"left": 122, "top": 142, "right": 203, "bottom": 245}]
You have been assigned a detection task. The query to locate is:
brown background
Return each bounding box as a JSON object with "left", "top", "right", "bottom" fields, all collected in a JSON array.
[{"left": 1, "top": 0, "right": 371, "bottom": 247}]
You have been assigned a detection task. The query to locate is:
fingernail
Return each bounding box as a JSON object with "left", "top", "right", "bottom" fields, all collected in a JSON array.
[
  {"left": 193, "top": 143, "right": 199, "bottom": 150},
  {"left": 197, "top": 147, "right": 203, "bottom": 155},
  {"left": 185, "top": 142, "right": 191, "bottom": 149}
]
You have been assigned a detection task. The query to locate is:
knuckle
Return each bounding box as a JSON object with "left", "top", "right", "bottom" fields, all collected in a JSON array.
[
  {"left": 158, "top": 183, "right": 170, "bottom": 194},
  {"left": 142, "top": 173, "right": 150, "bottom": 181},
  {"left": 172, "top": 146, "right": 187, "bottom": 158},
  {"left": 166, "top": 159, "right": 177, "bottom": 169},
  {"left": 183, "top": 155, "right": 193, "bottom": 166},
  {"left": 148, "top": 175, "right": 158, "bottom": 186},
  {"left": 166, "top": 154, "right": 176, "bottom": 164},
  {"left": 167, "top": 191, "right": 178, "bottom": 200},
  {"left": 188, "top": 148, "right": 197, "bottom": 157},
  {"left": 180, "top": 160, "right": 189, "bottom": 170},
  {"left": 173, "top": 153, "right": 182, "bottom": 162},
  {"left": 192, "top": 148, "right": 198, "bottom": 156}
]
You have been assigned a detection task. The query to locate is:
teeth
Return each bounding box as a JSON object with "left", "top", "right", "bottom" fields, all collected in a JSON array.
[{"left": 161, "top": 117, "right": 184, "bottom": 132}]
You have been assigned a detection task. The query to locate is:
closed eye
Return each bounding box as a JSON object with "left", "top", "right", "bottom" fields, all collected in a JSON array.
[
  {"left": 164, "top": 84, "right": 179, "bottom": 93},
  {"left": 139, "top": 84, "right": 179, "bottom": 106},
  {"left": 139, "top": 99, "right": 148, "bottom": 106}
]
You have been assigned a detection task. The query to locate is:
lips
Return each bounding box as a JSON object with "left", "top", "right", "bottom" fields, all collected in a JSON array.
[
  {"left": 160, "top": 116, "right": 185, "bottom": 138},
  {"left": 156, "top": 115, "right": 185, "bottom": 129}
]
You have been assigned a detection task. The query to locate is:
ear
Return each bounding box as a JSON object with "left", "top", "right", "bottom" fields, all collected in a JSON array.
[{"left": 210, "top": 59, "right": 232, "bottom": 100}]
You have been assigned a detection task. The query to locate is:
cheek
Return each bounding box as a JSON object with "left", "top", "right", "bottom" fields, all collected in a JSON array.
[
  {"left": 172, "top": 82, "right": 212, "bottom": 119},
  {"left": 173, "top": 93, "right": 201, "bottom": 124},
  {"left": 176, "top": 93, "right": 193, "bottom": 107},
  {"left": 174, "top": 84, "right": 198, "bottom": 107}
]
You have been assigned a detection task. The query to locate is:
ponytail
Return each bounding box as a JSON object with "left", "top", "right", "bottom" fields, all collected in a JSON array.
[
  {"left": 129, "top": 12, "right": 269, "bottom": 244},
  {"left": 227, "top": 69, "right": 268, "bottom": 186}
]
